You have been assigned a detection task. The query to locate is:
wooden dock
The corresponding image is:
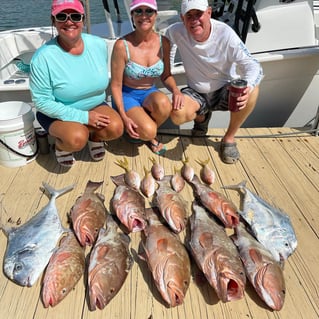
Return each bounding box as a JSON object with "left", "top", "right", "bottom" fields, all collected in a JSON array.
[{"left": 0, "top": 127, "right": 318, "bottom": 319}]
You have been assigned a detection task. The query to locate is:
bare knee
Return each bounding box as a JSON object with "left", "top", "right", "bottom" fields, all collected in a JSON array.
[
  {"left": 58, "top": 129, "right": 88, "bottom": 152},
  {"left": 137, "top": 121, "right": 157, "bottom": 140}
]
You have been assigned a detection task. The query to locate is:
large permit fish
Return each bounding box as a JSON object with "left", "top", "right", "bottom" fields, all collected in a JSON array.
[
  {"left": 139, "top": 207, "right": 191, "bottom": 307},
  {"left": 88, "top": 214, "right": 133, "bottom": 311},
  {"left": 188, "top": 201, "right": 246, "bottom": 302},
  {"left": 188, "top": 175, "right": 239, "bottom": 228},
  {"left": 41, "top": 231, "right": 85, "bottom": 307},
  {"left": 70, "top": 180, "right": 107, "bottom": 246},
  {"left": 223, "top": 181, "right": 297, "bottom": 262},
  {"left": 111, "top": 174, "right": 146, "bottom": 232},
  {"left": 233, "top": 223, "right": 286, "bottom": 311},
  {"left": 1, "top": 182, "right": 74, "bottom": 287}
]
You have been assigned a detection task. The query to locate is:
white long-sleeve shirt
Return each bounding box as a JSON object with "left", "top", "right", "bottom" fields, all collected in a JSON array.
[{"left": 165, "top": 19, "right": 263, "bottom": 93}]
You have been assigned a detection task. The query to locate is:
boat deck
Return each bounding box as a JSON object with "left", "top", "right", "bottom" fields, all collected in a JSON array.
[{"left": 0, "top": 127, "right": 318, "bottom": 319}]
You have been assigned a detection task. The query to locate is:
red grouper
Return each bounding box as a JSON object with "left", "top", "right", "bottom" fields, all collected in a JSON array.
[
  {"left": 154, "top": 175, "right": 189, "bottom": 233},
  {"left": 41, "top": 231, "right": 85, "bottom": 307},
  {"left": 70, "top": 181, "right": 107, "bottom": 246},
  {"left": 139, "top": 207, "right": 191, "bottom": 307},
  {"left": 111, "top": 174, "right": 146, "bottom": 232},
  {"left": 232, "top": 223, "right": 286, "bottom": 311},
  {"left": 188, "top": 201, "right": 246, "bottom": 302},
  {"left": 88, "top": 214, "right": 134, "bottom": 311},
  {"left": 188, "top": 175, "right": 239, "bottom": 228}
]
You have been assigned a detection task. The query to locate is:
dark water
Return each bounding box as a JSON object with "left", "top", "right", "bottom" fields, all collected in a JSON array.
[{"left": 0, "top": 0, "right": 180, "bottom": 32}]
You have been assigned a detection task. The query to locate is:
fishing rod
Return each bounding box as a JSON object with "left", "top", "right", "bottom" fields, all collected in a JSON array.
[
  {"left": 113, "top": 0, "right": 122, "bottom": 22},
  {"left": 102, "top": 0, "right": 116, "bottom": 38}
]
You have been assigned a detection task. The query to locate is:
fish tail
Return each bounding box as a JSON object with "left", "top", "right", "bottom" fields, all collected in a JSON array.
[
  {"left": 42, "top": 182, "right": 75, "bottom": 200},
  {"left": 222, "top": 180, "right": 247, "bottom": 191},
  {"left": 85, "top": 180, "right": 104, "bottom": 193}
]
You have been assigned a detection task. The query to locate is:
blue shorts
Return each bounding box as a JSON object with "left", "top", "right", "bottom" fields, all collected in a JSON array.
[{"left": 112, "top": 85, "right": 159, "bottom": 112}]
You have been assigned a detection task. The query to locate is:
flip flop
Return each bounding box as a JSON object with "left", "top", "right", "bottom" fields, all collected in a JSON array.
[
  {"left": 147, "top": 140, "right": 167, "bottom": 155},
  {"left": 220, "top": 141, "right": 240, "bottom": 164}
]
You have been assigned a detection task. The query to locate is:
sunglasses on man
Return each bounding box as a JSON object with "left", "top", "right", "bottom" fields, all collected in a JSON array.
[
  {"left": 132, "top": 8, "right": 156, "bottom": 17},
  {"left": 54, "top": 12, "right": 84, "bottom": 23}
]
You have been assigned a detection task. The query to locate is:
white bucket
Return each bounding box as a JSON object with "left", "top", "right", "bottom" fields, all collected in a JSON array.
[{"left": 0, "top": 101, "right": 38, "bottom": 168}]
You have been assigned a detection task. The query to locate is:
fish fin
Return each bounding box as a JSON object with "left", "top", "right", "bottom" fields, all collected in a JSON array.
[
  {"left": 42, "top": 182, "right": 75, "bottom": 199},
  {"left": 249, "top": 248, "right": 264, "bottom": 264},
  {"left": 110, "top": 174, "right": 126, "bottom": 186},
  {"left": 157, "top": 238, "right": 168, "bottom": 251},
  {"left": 199, "top": 232, "right": 214, "bottom": 248},
  {"left": 85, "top": 180, "right": 103, "bottom": 193},
  {"left": 96, "top": 193, "right": 105, "bottom": 202},
  {"left": 222, "top": 180, "right": 247, "bottom": 191}
]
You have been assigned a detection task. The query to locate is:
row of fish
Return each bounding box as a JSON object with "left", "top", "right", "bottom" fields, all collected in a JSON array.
[{"left": 0, "top": 157, "right": 298, "bottom": 311}]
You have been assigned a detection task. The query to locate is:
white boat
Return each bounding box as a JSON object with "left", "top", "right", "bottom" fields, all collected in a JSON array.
[{"left": 1, "top": 0, "right": 319, "bottom": 130}]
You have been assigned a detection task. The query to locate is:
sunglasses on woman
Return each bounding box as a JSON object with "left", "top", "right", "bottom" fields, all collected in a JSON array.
[
  {"left": 132, "top": 8, "right": 156, "bottom": 17},
  {"left": 54, "top": 12, "right": 84, "bottom": 23}
]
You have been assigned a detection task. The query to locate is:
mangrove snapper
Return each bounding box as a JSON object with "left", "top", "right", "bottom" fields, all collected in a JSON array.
[
  {"left": 233, "top": 223, "right": 286, "bottom": 310},
  {"left": 41, "top": 231, "right": 85, "bottom": 307},
  {"left": 188, "top": 202, "right": 246, "bottom": 302},
  {"left": 188, "top": 175, "right": 239, "bottom": 228},
  {"left": 140, "top": 207, "right": 191, "bottom": 307},
  {"left": 88, "top": 215, "right": 133, "bottom": 311},
  {"left": 70, "top": 181, "right": 107, "bottom": 246}
]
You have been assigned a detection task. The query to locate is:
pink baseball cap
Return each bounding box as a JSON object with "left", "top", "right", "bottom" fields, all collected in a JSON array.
[
  {"left": 129, "top": 0, "right": 158, "bottom": 12},
  {"left": 51, "top": 0, "right": 85, "bottom": 16}
]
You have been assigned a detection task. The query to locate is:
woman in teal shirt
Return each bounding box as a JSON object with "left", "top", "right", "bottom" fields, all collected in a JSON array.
[{"left": 30, "top": 0, "right": 123, "bottom": 167}]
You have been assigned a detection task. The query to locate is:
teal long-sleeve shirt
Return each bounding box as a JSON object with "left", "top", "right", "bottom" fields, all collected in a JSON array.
[{"left": 30, "top": 33, "right": 109, "bottom": 124}]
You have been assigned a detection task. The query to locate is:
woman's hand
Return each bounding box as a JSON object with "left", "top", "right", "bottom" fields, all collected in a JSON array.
[
  {"left": 123, "top": 116, "right": 139, "bottom": 139},
  {"left": 172, "top": 89, "right": 185, "bottom": 110},
  {"left": 88, "top": 110, "right": 111, "bottom": 128}
]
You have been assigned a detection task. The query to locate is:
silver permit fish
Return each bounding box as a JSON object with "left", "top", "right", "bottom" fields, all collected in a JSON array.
[
  {"left": 88, "top": 214, "right": 133, "bottom": 311},
  {"left": 154, "top": 175, "right": 189, "bottom": 233},
  {"left": 111, "top": 174, "right": 146, "bottom": 232},
  {"left": 223, "top": 181, "right": 297, "bottom": 262},
  {"left": 232, "top": 223, "right": 286, "bottom": 311},
  {"left": 140, "top": 207, "right": 191, "bottom": 307},
  {"left": 188, "top": 201, "right": 246, "bottom": 302},
  {"left": 41, "top": 231, "right": 85, "bottom": 307},
  {"left": 1, "top": 182, "right": 74, "bottom": 287}
]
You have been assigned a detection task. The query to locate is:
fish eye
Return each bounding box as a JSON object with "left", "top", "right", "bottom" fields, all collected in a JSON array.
[
  {"left": 62, "top": 288, "right": 67, "bottom": 294},
  {"left": 110, "top": 288, "right": 115, "bottom": 294},
  {"left": 13, "top": 263, "right": 23, "bottom": 273}
]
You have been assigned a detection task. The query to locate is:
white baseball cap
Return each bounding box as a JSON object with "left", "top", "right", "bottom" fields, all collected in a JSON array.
[{"left": 181, "top": 0, "right": 209, "bottom": 15}]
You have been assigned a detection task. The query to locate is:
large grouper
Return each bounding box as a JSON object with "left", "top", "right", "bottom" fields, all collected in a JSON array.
[{"left": 1, "top": 182, "right": 74, "bottom": 287}]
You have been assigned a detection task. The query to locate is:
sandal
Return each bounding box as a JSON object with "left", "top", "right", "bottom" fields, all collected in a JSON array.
[
  {"left": 88, "top": 140, "right": 106, "bottom": 161},
  {"left": 220, "top": 141, "right": 240, "bottom": 164},
  {"left": 147, "top": 140, "right": 166, "bottom": 155},
  {"left": 55, "top": 149, "right": 75, "bottom": 167}
]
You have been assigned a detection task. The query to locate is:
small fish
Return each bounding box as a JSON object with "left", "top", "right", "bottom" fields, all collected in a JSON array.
[
  {"left": 188, "top": 175, "right": 239, "bottom": 228},
  {"left": 115, "top": 157, "right": 141, "bottom": 190},
  {"left": 196, "top": 158, "right": 215, "bottom": 185},
  {"left": 223, "top": 181, "right": 297, "bottom": 262},
  {"left": 1, "top": 182, "right": 74, "bottom": 287},
  {"left": 41, "top": 231, "right": 85, "bottom": 307},
  {"left": 181, "top": 157, "right": 194, "bottom": 182},
  {"left": 188, "top": 201, "right": 246, "bottom": 302},
  {"left": 88, "top": 214, "right": 133, "bottom": 311},
  {"left": 140, "top": 166, "right": 156, "bottom": 198},
  {"left": 154, "top": 175, "right": 189, "bottom": 233},
  {"left": 70, "top": 181, "right": 107, "bottom": 246},
  {"left": 140, "top": 207, "right": 191, "bottom": 307},
  {"left": 170, "top": 167, "right": 185, "bottom": 193},
  {"left": 232, "top": 223, "right": 286, "bottom": 310},
  {"left": 149, "top": 157, "right": 165, "bottom": 181},
  {"left": 111, "top": 174, "right": 146, "bottom": 232}
]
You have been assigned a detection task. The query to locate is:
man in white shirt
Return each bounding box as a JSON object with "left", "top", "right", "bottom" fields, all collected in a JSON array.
[{"left": 166, "top": 0, "right": 263, "bottom": 164}]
